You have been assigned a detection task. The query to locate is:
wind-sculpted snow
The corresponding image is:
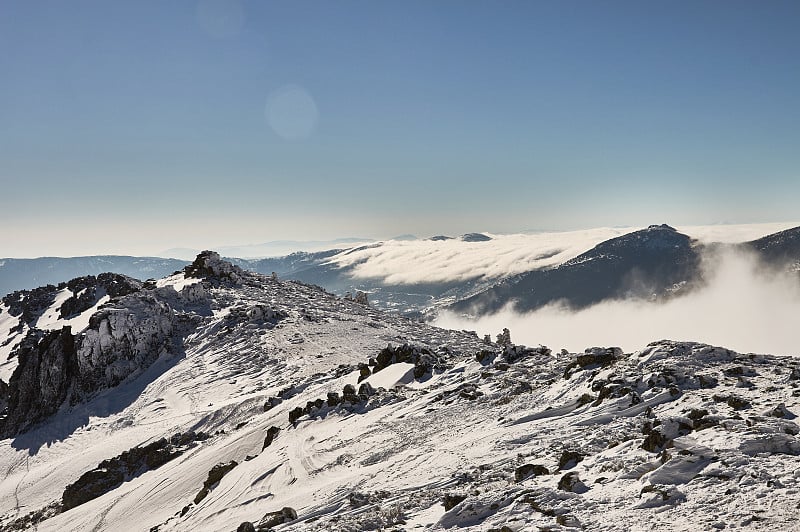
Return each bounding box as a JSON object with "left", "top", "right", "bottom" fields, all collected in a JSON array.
[{"left": 0, "top": 253, "right": 799, "bottom": 531}]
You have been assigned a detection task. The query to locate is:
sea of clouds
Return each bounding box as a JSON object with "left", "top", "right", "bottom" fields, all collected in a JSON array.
[{"left": 435, "top": 247, "right": 800, "bottom": 357}]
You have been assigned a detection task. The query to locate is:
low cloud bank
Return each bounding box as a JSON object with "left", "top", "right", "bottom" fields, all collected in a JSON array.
[
  {"left": 435, "top": 249, "right": 800, "bottom": 357},
  {"left": 329, "top": 228, "right": 634, "bottom": 285}
]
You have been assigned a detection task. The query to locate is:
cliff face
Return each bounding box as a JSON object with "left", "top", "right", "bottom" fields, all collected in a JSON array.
[
  {"left": 0, "top": 291, "right": 179, "bottom": 437},
  {"left": 3, "top": 328, "right": 78, "bottom": 435},
  {"left": 0, "top": 256, "right": 230, "bottom": 437}
]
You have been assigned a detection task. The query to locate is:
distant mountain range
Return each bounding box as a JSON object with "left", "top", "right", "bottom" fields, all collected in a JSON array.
[
  {"left": 0, "top": 256, "right": 186, "bottom": 298},
  {"left": 2, "top": 226, "right": 799, "bottom": 317}
]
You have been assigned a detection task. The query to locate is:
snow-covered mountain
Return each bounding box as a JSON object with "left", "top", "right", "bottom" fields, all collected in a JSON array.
[
  {"left": 0, "top": 252, "right": 798, "bottom": 531},
  {"left": 449, "top": 224, "right": 702, "bottom": 315},
  {"left": 2, "top": 224, "right": 799, "bottom": 320}
]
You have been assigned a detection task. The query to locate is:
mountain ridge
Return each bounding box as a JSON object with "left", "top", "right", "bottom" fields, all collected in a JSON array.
[{"left": 0, "top": 252, "right": 798, "bottom": 531}]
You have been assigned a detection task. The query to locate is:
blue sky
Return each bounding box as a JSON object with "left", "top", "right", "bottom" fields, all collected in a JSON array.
[{"left": 1, "top": 1, "right": 799, "bottom": 256}]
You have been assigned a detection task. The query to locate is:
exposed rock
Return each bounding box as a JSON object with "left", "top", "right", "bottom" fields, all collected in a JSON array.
[
  {"left": 564, "top": 347, "right": 623, "bottom": 378},
  {"left": 557, "top": 450, "right": 585, "bottom": 470},
  {"left": 443, "top": 493, "right": 467, "bottom": 510},
  {"left": 357, "top": 363, "right": 371, "bottom": 383},
  {"left": 712, "top": 393, "right": 751, "bottom": 410},
  {"left": 496, "top": 328, "right": 511, "bottom": 347},
  {"left": 353, "top": 291, "right": 369, "bottom": 306},
  {"left": 237, "top": 522, "right": 256, "bottom": 532},
  {"left": 288, "top": 406, "right": 305, "bottom": 424},
  {"left": 514, "top": 464, "right": 549, "bottom": 482},
  {"left": 326, "top": 391, "right": 340, "bottom": 407},
  {"left": 2, "top": 327, "right": 77, "bottom": 436},
  {"left": 557, "top": 472, "right": 588, "bottom": 493},
  {"left": 194, "top": 461, "right": 238, "bottom": 505},
  {"left": 263, "top": 396, "right": 281, "bottom": 411},
  {"left": 62, "top": 432, "right": 207, "bottom": 510},
  {"left": 184, "top": 251, "right": 244, "bottom": 283},
  {"left": 258, "top": 507, "right": 297, "bottom": 528},
  {"left": 262, "top": 426, "right": 281, "bottom": 450}
]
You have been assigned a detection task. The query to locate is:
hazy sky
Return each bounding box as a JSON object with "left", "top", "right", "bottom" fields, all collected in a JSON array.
[{"left": 1, "top": 1, "right": 799, "bottom": 256}]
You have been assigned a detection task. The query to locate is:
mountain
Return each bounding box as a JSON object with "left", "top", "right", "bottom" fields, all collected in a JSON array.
[
  {"left": 0, "top": 252, "right": 798, "bottom": 530},
  {"left": 0, "top": 251, "right": 800, "bottom": 532},
  {"left": 450, "top": 224, "right": 703, "bottom": 315},
  {"left": 0, "top": 256, "right": 186, "bottom": 298},
  {"left": 3, "top": 225, "right": 799, "bottom": 322},
  {"left": 745, "top": 225, "right": 800, "bottom": 269}
]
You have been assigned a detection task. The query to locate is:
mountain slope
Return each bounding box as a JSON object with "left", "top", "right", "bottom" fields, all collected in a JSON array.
[
  {"left": 745, "top": 225, "right": 800, "bottom": 269},
  {"left": 450, "top": 224, "right": 702, "bottom": 315},
  {"left": 0, "top": 252, "right": 798, "bottom": 531}
]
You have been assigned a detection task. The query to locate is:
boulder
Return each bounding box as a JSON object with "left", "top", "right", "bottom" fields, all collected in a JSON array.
[
  {"left": 262, "top": 427, "right": 281, "bottom": 450},
  {"left": 194, "top": 461, "right": 238, "bottom": 505},
  {"left": 514, "top": 464, "right": 549, "bottom": 482},
  {"left": 258, "top": 507, "right": 297, "bottom": 528}
]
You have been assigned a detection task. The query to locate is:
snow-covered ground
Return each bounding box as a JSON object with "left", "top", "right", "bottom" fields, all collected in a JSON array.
[{"left": 1, "top": 256, "right": 798, "bottom": 531}]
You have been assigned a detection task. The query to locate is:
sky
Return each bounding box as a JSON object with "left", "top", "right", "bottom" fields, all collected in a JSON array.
[{"left": 1, "top": 0, "right": 799, "bottom": 257}]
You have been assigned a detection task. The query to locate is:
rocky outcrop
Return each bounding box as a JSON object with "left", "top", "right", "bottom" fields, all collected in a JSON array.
[
  {"left": 59, "top": 273, "right": 142, "bottom": 319},
  {"left": 258, "top": 507, "right": 297, "bottom": 529},
  {"left": 1, "top": 287, "right": 183, "bottom": 437},
  {"left": 62, "top": 432, "right": 208, "bottom": 511},
  {"left": 2, "top": 328, "right": 78, "bottom": 435},
  {"left": 184, "top": 251, "right": 244, "bottom": 283},
  {"left": 194, "top": 461, "right": 238, "bottom": 505}
]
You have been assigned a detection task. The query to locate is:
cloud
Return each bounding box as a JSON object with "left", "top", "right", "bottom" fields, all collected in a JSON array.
[
  {"left": 435, "top": 248, "right": 800, "bottom": 357},
  {"left": 328, "top": 228, "right": 635, "bottom": 285},
  {"left": 327, "top": 223, "right": 799, "bottom": 287}
]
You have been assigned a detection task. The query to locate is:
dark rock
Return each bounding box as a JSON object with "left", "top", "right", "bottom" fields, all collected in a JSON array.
[
  {"left": 564, "top": 347, "right": 623, "bottom": 378},
  {"left": 557, "top": 472, "right": 587, "bottom": 493},
  {"left": 62, "top": 432, "right": 204, "bottom": 510},
  {"left": 713, "top": 394, "right": 751, "bottom": 409},
  {"left": 184, "top": 251, "right": 244, "bottom": 282},
  {"left": 443, "top": 493, "right": 467, "bottom": 510},
  {"left": 698, "top": 374, "right": 719, "bottom": 388},
  {"left": 766, "top": 403, "right": 794, "bottom": 419},
  {"left": 358, "top": 382, "right": 376, "bottom": 397},
  {"left": 327, "top": 392, "right": 341, "bottom": 407},
  {"left": 258, "top": 507, "right": 297, "bottom": 528},
  {"left": 288, "top": 406, "right": 305, "bottom": 424},
  {"left": 263, "top": 426, "right": 281, "bottom": 450},
  {"left": 237, "top": 522, "right": 256, "bottom": 532},
  {"left": 194, "top": 461, "right": 238, "bottom": 505},
  {"left": 514, "top": 464, "right": 549, "bottom": 482},
  {"left": 2, "top": 327, "right": 78, "bottom": 436},
  {"left": 687, "top": 408, "right": 709, "bottom": 421},
  {"left": 357, "top": 363, "right": 371, "bottom": 383},
  {"left": 263, "top": 396, "right": 281, "bottom": 411},
  {"left": 557, "top": 450, "right": 584, "bottom": 470},
  {"left": 62, "top": 467, "right": 124, "bottom": 511},
  {"left": 642, "top": 431, "right": 669, "bottom": 452},
  {"left": 475, "top": 350, "right": 496, "bottom": 364}
]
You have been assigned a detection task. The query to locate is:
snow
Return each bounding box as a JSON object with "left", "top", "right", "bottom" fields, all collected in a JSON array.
[
  {"left": 0, "top": 302, "right": 24, "bottom": 381},
  {"left": 0, "top": 261, "right": 799, "bottom": 531},
  {"left": 155, "top": 272, "right": 202, "bottom": 292},
  {"left": 34, "top": 288, "right": 110, "bottom": 333}
]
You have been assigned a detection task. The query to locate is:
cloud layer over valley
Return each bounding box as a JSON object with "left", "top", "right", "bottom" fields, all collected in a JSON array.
[{"left": 436, "top": 248, "right": 800, "bottom": 357}]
